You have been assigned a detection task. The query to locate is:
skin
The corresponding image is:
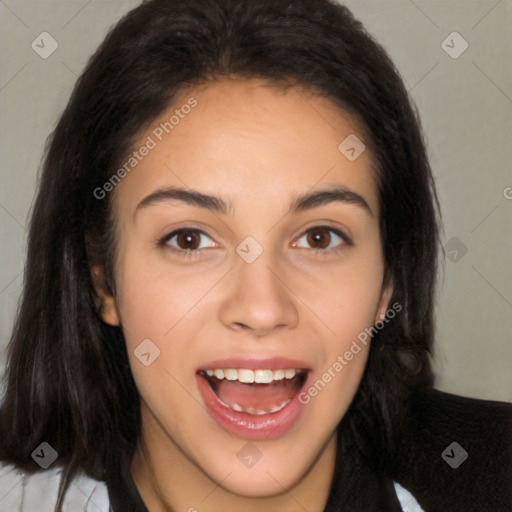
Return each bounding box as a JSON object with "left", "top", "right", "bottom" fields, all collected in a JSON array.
[{"left": 94, "top": 77, "right": 392, "bottom": 512}]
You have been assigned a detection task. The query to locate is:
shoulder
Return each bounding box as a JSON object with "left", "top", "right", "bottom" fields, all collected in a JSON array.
[
  {"left": 0, "top": 463, "right": 110, "bottom": 511},
  {"left": 408, "top": 386, "right": 511, "bottom": 423},
  {"left": 392, "top": 387, "right": 512, "bottom": 512}
]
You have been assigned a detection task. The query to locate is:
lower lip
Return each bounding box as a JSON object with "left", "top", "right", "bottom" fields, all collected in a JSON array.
[{"left": 196, "top": 373, "right": 310, "bottom": 441}]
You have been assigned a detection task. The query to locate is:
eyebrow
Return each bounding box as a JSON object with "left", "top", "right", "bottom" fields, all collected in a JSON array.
[
  {"left": 134, "top": 184, "right": 372, "bottom": 217},
  {"left": 135, "top": 187, "right": 230, "bottom": 217},
  {"left": 290, "top": 186, "right": 372, "bottom": 216}
]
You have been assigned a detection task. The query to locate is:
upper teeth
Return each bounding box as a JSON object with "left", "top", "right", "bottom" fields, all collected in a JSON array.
[{"left": 204, "top": 368, "right": 300, "bottom": 384}]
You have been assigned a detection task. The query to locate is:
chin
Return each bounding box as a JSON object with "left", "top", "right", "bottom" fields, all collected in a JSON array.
[{"left": 208, "top": 461, "right": 306, "bottom": 498}]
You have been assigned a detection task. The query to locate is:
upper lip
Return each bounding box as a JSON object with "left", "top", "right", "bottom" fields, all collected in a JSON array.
[{"left": 197, "top": 357, "right": 312, "bottom": 371}]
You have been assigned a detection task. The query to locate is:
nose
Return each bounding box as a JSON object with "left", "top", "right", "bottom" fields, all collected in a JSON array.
[{"left": 218, "top": 249, "right": 298, "bottom": 337}]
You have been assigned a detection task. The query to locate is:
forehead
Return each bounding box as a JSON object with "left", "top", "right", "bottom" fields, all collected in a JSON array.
[{"left": 113, "top": 77, "right": 379, "bottom": 218}]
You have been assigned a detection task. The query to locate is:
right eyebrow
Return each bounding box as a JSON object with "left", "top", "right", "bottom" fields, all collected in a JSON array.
[{"left": 134, "top": 186, "right": 230, "bottom": 219}]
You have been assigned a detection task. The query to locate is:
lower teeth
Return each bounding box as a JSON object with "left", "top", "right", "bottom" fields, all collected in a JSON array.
[{"left": 224, "top": 399, "right": 291, "bottom": 415}]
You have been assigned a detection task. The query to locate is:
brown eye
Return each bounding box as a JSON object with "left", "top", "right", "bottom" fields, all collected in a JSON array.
[
  {"left": 175, "top": 230, "right": 201, "bottom": 250},
  {"left": 294, "top": 226, "right": 351, "bottom": 252},
  {"left": 306, "top": 228, "right": 332, "bottom": 249},
  {"left": 160, "top": 228, "right": 216, "bottom": 254}
]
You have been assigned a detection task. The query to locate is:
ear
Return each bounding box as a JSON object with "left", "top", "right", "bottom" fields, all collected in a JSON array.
[
  {"left": 375, "top": 278, "right": 394, "bottom": 323},
  {"left": 91, "top": 265, "right": 121, "bottom": 326}
]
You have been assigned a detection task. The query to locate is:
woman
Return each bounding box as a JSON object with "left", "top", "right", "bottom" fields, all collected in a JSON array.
[{"left": 0, "top": 0, "right": 510, "bottom": 511}]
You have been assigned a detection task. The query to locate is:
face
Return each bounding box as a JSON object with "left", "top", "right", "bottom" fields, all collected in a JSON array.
[{"left": 96, "top": 77, "right": 391, "bottom": 502}]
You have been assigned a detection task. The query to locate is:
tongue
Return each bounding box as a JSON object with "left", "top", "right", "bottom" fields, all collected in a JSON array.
[{"left": 212, "top": 378, "right": 299, "bottom": 411}]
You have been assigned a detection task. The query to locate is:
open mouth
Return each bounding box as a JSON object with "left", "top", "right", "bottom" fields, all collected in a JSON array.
[
  {"left": 196, "top": 364, "right": 311, "bottom": 440},
  {"left": 198, "top": 368, "right": 308, "bottom": 415}
]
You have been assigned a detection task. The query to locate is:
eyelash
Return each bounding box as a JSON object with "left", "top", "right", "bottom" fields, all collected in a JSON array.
[{"left": 157, "top": 226, "right": 352, "bottom": 258}]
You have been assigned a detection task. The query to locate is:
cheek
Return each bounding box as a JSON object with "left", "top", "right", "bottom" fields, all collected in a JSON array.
[
  {"left": 112, "top": 249, "right": 221, "bottom": 401},
  {"left": 296, "top": 250, "right": 384, "bottom": 345},
  {"left": 299, "top": 263, "right": 380, "bottom": 421},
  {"left": 114, "top": 248, "right": 215, "bottom": 342},
  {"left": 295, "top": 246, "right": 384, "bottom": 408},
  {"left": 325, "top": 273, "right": 382, "bottom": 340}
]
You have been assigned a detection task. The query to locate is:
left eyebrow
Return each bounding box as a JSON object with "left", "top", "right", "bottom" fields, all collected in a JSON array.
[{"left": 290, "top": 186, "right": 373, "bottom": 216}]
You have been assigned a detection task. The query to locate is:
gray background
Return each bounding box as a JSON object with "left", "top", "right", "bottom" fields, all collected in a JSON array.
[{"left": 1, "top": 0, "right": 511, "bottom": 402}]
